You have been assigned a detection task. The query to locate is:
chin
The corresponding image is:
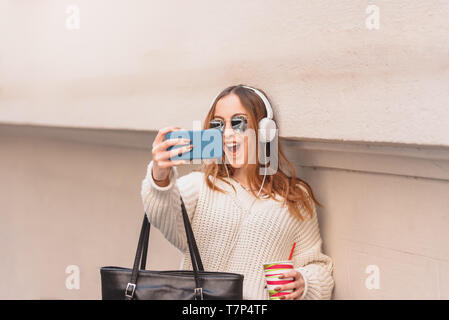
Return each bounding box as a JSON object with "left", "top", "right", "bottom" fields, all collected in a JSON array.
[
  {"left": 228, "top": 162, "right": 246, "bottom": 169},
  {"left": 224, "top": 153, "right": 247, "bottom": 169}
]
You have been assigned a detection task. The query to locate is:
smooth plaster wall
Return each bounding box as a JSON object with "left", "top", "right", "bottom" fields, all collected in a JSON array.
[
  {"left": 1, "top": 0, "right": 449, "bottom": 300},
  {"left": 1, "top": 129, "right": 448, "bottom": 299},
  {"left": 1, "top": 0, "right": 448, "bottom": 146}
]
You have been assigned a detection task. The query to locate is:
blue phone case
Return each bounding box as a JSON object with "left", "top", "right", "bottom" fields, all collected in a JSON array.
[{"left": 164, "top": 128, "right": 223, "bottom": 160}]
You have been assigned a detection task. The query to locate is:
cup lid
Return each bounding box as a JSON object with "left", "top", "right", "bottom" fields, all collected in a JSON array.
[{"left": 263, "top": 260, "right": 293, "bottom": 265}]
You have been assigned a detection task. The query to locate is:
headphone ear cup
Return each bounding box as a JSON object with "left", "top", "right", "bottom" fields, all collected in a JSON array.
[{"left": 258, "top": 118, "right": 277, "bottom": 143}]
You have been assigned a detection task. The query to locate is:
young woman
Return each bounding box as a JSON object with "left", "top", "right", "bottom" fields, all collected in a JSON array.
[{"left": 141, "top": 84, "right": 334, "bottom": 300}]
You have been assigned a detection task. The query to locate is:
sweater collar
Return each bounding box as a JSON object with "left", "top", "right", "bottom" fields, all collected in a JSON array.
[{"left": 224, "top": 176, "right": 273, "bottom": 201}]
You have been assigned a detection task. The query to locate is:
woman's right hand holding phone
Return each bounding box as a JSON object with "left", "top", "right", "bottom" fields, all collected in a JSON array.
[{"left": 151, "top": 126, "right": 193, "bottom": 186}]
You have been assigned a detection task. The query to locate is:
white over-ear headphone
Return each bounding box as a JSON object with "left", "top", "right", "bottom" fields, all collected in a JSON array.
[
  {"left": 208, "top": 85, "right": 277, "bottom": 201},
  {"left": 239, "top": 85, "right": 277, "bottom": 143},
  {"left": 208, "top": 85, "right": 277, "bottom": 143}
]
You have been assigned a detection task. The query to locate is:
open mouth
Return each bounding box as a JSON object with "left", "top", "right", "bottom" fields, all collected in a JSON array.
[{"left": 225, "top": 141, "right": 242, "bottom": 154}]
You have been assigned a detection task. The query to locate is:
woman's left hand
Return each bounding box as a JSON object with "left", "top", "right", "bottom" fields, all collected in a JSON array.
[{"left": 274, "top": 270, "right": 305, "bottom": 300}]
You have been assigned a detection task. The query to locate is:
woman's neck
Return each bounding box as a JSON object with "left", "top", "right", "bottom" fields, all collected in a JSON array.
[
  {"left": 231, "top": 166, "right": 269, "bottom": 197},
  {"left": 231, "top": 167, "right": 249, "bottom": 189}
]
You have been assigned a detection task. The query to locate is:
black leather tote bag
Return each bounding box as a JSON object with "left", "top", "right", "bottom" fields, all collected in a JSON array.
[{"left": 100, "top": 195, "right": 244, "bottom": 300}]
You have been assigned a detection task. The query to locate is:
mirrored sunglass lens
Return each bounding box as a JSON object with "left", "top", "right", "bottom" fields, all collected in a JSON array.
[
  {"left": 232, "top": 116, "right": 247, "bottom": 132},
  {"left": 210, "top": 120, "right": 224, "bottom": 131}
]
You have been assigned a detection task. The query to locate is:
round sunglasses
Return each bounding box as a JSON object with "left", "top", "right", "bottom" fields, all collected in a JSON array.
[{"left": 209, "top": 115, "right": 248, "bottom": 133}]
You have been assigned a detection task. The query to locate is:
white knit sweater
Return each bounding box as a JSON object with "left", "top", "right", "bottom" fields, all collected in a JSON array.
[{"left": 140, "top": 160, "right": 335, "bottom": 300}]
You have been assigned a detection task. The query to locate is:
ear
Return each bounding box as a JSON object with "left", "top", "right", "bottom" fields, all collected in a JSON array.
[{"left": 258, "top": 118, "right": 277, "bottom": 143}]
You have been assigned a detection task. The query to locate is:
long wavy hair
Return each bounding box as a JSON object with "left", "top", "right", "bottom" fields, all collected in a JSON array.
[{"left": 199, "top": 84, "right": 323, "bottom": 221}]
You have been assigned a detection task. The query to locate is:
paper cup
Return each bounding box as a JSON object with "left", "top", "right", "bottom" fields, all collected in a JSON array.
[{"left": 263, "top": 260, "right": 294, "bottom": 300}]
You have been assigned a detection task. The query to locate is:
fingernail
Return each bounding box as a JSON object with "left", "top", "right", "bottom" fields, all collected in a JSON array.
[{"left": 275, "top": 287, "right": 281, "bottom": 291}]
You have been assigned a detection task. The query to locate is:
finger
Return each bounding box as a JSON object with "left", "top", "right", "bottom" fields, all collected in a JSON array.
[
  {"left": 167, "top": 144, "right": 194, "bottom": 159},
  {"left": 156, "top": 159, "right": 189, "bottom": 168},
  {"left": 281, "top": 289, "right": 302, "bottom": 300},
  {"left": 279, "top": 270, "right": 296, "bottom": 280},
  {"left": 295, "top": 288, "right": 305, "bottom": 299},
  {"left": 292, "top": 287, "right": 304, "bottom": 300},
  {"left": 155, "top": 143, "right": 193, "bottom": 162},
  {"left": 153, "top": 126, "right": 182, "bottom": 146},
  {"left": 153, "top": 137, "right": 191, "bottom": 154},
  {"left": 280, "top": 280, "right": 300, "bottom": 291},
  {"left": 275, "top": 279, "right": 298, "bottom": 293}
]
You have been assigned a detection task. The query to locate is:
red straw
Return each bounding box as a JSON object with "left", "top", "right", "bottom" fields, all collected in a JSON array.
[{"left": 288, "top": 242, "right": 296, "bottom": 260}]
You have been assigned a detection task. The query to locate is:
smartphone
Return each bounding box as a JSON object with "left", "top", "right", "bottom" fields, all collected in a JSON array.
[{"left": 164, "top": 128, "right": 223, "bottom": 161}]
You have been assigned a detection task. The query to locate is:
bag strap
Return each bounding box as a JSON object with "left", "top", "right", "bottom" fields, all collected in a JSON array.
[
  {"left": 140, "top": 215, "right": 150, "bottom": 270},
  {"left": 179, "top": 196, "right": 204, "bottom": 299},
  {"left": 125, "top": 194, "right": 204, "bottom": 300},
  {"left": 180, "top": 196, "right": 204, "bottom": 271},
  {"left": 125, "top": 213, "right": 149, "bottom": 300}
]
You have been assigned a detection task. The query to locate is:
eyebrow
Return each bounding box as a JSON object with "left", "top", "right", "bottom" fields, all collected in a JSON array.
[{"left": 212, "top": 113, "right": 247, "bottom": 120}]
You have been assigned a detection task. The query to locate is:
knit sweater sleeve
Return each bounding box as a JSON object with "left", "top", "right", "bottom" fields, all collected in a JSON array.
[
  {"left": 292, "top": 202, "right": 335, "bottom": 300},
  {"left": 140, "top": 160, "right": 202, "bottom": 254}
]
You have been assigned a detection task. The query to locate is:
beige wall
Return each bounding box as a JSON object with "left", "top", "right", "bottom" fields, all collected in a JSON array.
[
  {"left": 0, "top": 128, "right": 183, "bottom": 299},
  {"left": 1, "top": 1, "right": 448, "bottom": 145},
  {"left": 1, "top": 125, "right": 448, "bottom": 299},
  {"left": 1, "top": 0, "right": 449, "bottom": 300}
]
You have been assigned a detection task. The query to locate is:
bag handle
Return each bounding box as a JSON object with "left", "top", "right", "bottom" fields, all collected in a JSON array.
[
  {"left": 125, "top": 195, "right": 205, "bottom": 300},
  {"left": 180, "top": 195, "right": 204, "bottom": 271},
  {"left": 140, "top": 215, "right": 150, "bottom": 270}
]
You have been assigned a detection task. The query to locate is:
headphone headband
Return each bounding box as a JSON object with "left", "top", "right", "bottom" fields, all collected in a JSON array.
[
  {"left": 208, "top": 85, "right": 276, "bottom": 143},
  {"left": 208, "top": 85, "right": 274, "bottom": 120},
  {"left": 240, "top": 85, "right": 273, "bottom": 120}
]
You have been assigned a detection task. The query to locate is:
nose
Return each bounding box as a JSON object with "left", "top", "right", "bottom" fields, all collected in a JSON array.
[
  {"left": 223, "top": 127, "right": 236, "bottom": 142},
  {"left": 222, "top": 120, "right": 236, "bottom": 141}
]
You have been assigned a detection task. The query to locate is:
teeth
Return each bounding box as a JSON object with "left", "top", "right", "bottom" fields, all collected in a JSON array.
[
  {"left": 226, "top": 142, "right": 241, "bottom": 152},
  {"left": 226, "top": 142, "right": 240, "bottom": 147}
]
